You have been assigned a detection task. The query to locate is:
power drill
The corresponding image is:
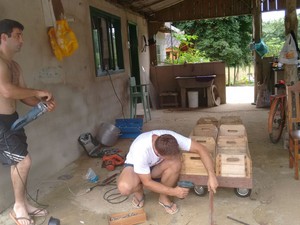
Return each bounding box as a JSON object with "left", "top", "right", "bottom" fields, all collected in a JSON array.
[{"left": 11, "top": 102, "right": 48, "bottom": 131}]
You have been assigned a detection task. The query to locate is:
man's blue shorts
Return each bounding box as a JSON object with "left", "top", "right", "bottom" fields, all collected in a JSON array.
[{"left": 0, "top": 112, "right": 28, "bottom": 166}]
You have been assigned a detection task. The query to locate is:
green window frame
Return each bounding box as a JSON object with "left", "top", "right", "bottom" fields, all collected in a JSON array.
[{"left": 90, "top": 6, "right": 124, "bottom": 76}]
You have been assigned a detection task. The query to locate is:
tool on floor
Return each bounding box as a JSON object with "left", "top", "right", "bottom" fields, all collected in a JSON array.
[
  {"left": 209, "top": 191, "right": 214, "bottom": 225},
  {"left": 102, "top": 153, "right": 125, "bottom": 171},
  {"left": 86, "top": 173, "right": 118, "bottom": 193},
  {"left": 48, "top": 216, "right": 60, "bottom": 225},
  {"left": 177, "top": 180, "right": 194, "bottom": 188},
  {"left": 227, "top": 216, "right": 250, "bottom": 225},
  {"left": 11, "top": 102, "right": 48, "bottom": 130}
]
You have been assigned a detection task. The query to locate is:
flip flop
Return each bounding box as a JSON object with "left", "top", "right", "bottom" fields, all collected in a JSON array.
[
  {"left": 28, "top": 208, "right": 48, "bottom": 217},
  {"left": 132, "top": 194, "right": 145, "bottom": 208},
  {"left": 158, "top": 201, "right": 179, "bottom": 215},
  {"left": 9, "top": 211, "right": 34, "bottom": 225}
]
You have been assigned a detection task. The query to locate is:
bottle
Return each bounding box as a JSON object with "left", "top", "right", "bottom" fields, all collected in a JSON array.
[
  {"left": 10, "top": 102, "right": 48, "bottom": 131},
  {"left": 85, "top": 168, "right": 99, "bottom": 183}
]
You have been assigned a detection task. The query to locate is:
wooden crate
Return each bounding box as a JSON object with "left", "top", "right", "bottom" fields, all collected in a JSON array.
[
  {"left": 180, "top": 152, "right": 212, "bottom": 176},
  {"left": 217, "top": 135, "right": 248, "bottom": 154},
  {"left": 189, "top": 124, "right": 218, "bottom": 140},
  {"left": 219, "top": 124, "right": 247, "bottom": 136},
  {"left": 108, "top": 208, "right": 146, "bottom": 225},
  {"left": 190, "top": 136, "right": 216, "bottom": 155},
  {"left": 219, "top": 116, "right": 243, "bottom": 126},
  {"left": 216, "top": 153, "right": 252, "bottom": 178},
  {"left": 197, "top": 116, "right": 219, "bottom": 127}
]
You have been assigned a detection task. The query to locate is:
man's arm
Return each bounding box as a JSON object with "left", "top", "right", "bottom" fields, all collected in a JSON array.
[
  {"left": 0, "top": 61, "right": 53, "bottom": 102},
  {"left": 189, "top": 140, "right": 218, "bottom": 193},
  {"left": 138, "top": 173, "right": 189, "bottom": 199}
]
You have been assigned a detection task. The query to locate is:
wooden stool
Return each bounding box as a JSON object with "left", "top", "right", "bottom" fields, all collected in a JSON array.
[{"left": 159, "top": 92, "right": 179, "bottom": 108}]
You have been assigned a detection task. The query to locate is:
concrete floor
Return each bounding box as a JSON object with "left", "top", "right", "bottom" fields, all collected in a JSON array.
[{"left": 1, "top": 101, "right": 300, "bottom": 225}]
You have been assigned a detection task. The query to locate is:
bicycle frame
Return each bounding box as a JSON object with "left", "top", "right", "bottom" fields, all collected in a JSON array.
[{"left": 268, "top": 93, "right": 286, "bottom": 143}]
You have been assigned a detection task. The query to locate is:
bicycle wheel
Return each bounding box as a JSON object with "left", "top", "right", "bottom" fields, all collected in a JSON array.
[{"left": 268, "top": 97, "right": 285, "bottom": 143}]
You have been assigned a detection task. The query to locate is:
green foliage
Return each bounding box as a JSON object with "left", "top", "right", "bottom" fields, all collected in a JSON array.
[
  {"left": 165, "top": 33, "right": 208, "bottom": 64},
  {"left": 262, "top": 18, "right": 285, "bottom": 57},
  {"left": 174, "top": 16, "right": 253, "bottom": 68},
  {"left": 262, "top": 14, "right": 300, "bottom": 57}
]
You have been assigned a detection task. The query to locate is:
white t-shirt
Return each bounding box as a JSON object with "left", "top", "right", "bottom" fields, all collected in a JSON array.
[{"left": 125, "top": 130, "right": 192, "bottom": 174}]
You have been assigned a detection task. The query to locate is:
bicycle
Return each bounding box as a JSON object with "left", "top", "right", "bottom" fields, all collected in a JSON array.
[{"left": 268, "top": 82, "right": 286, "bottom": 143}]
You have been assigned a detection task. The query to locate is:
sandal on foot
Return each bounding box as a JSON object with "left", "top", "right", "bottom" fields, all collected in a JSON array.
[
  {"left": 28, "top": 208, "right": 48, "bottom": 217},
  {"left": 10, "top": 211, "right": 34, "bottom": 225},
  {"left": 158, "top": 201, "right": 179, "bottom": 215},
  {"left": 132, "top": 194, "right": 145, "bottom": 208}
]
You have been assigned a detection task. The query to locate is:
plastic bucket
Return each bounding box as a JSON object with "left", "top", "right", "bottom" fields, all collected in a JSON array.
[
  {"left": 188, "top": 91, "right": 199, "bottom": 108},
  {"left": 97, "top": 122, "right": 120, "bottom": 146}
]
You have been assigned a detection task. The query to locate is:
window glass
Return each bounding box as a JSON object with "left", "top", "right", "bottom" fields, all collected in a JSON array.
[{"left": 90, "top": 7, "right": 124, "bottom": 76}]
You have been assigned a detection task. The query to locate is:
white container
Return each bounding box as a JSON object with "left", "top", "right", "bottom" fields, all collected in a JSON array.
[{"left": 188, "top": 91, "right": 199, "bottom": 108}]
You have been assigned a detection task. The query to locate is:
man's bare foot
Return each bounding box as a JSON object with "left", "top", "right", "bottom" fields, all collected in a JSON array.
[
  {"left": 158, "top": 197, "right": 179, "bottom": 215},
  {"left": 26, "top": 204, "right": 48, "bottom": 217},
  {"left": 158, "top": 201, "right": 178, "bottom": 214},
  {"left": 132, "top": 194, "right": 145, "bottom": 208},
  {"left": 12, "top": 204, "right": 33, "bottom": 225}
]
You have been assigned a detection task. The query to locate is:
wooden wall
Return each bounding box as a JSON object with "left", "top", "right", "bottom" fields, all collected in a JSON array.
[{"left": 150, "top": 62, "right": 226, "bottom": 108}]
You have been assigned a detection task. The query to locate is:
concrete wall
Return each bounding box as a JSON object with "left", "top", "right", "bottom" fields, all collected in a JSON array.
[{"left": 0, "top": 0, "right": 149, "bottom": 211}]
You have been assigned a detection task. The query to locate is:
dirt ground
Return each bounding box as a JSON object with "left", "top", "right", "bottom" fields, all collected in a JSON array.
[{"left": 1, "top": 101, "right": 300, "bottom": 225}]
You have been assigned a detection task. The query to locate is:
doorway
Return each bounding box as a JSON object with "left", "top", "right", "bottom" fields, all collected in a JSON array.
[{"left": 128, "top": 22, "right": 140, "bottom": 84}]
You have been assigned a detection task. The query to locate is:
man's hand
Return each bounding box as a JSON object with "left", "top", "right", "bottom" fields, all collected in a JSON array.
[
  {"left": 36, "top": 90, "right": 53, "bottom": 102},
  {"left": 207, "top": 174, "right": 218, "bottom": 193},
  {"left": 35, "top": 90, "right": 56, "bottom": 112},
  {"left": 173, "top": 186, "right": 190, "bottom": 199},
  {"left": 44, "top": 98, "right": 56, "bottom": 112}
]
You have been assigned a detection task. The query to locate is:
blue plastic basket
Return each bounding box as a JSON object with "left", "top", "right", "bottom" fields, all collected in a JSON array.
[{"left": 115, "top": 118, "right": 143, "bottom": 138}]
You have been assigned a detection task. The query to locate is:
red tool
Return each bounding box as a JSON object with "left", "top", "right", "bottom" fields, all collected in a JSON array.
[
  {"left": 209, "top": 191, "right": 214, "bottom": 225},
  {"left": 102, "top": 154, "right": 125, "bottom": 171}
]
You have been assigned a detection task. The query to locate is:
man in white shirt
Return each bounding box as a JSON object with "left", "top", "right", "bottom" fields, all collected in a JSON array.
[{"left": 117, "top": 130, "right": 218, "bottom": 214}]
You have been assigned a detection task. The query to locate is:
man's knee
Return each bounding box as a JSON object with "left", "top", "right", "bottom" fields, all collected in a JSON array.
[
  {"left": 16, "top": 154, "right": 31, "bottom": 169},
  {"left": 117, "top": 180, "right": 133, "bottom": 195},
  {"left": 167, "top": 158, "right": 182, "bottom": 173}
]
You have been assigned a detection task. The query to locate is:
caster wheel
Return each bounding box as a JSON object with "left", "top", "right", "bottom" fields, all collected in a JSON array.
[
  {"left": 234, "top": 188, "right": 251, "bottom": 197},
  {"left": 194, "top": 185, "right": 208, "bottom": 196}
]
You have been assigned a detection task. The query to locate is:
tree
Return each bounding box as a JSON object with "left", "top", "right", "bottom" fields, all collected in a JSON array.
[{"left": 174, "top": 16, "right": 253, "bottom": 85}]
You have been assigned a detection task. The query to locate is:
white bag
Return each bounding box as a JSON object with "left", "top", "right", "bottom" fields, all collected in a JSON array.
[{"left": 279, "top": 33, "right": 298, "bottom": 65}]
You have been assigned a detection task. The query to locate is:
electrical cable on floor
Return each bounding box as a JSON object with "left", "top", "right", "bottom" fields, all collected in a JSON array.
[
  {"left": 105, "top": 69, "right": 126, "bottom": 119},
  {"left": 103, "top": 186, "right": 129, "bottom": 204}
]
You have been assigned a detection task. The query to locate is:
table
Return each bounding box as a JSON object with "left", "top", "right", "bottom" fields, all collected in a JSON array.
[{"left": 175, "top": 75, "right": 216, "bottom": 107}]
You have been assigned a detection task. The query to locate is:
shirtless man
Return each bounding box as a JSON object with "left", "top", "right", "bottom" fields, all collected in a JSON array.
[
  {"left": 117, "top": 130, "right": 218, "bottom": 214},
  {"left": 0, "top": 19, "right": 56, "bottom": 225}
]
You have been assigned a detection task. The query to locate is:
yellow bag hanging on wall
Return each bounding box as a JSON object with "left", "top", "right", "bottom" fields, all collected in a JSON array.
[
  {"left": 48, "top": 27, "right": 64, "bottom": 61},
  {"left": 55, "top": 19, "right": 79, "bottom": 56},
  {"left": 47, "top": 19, "right": 79, "bottom": 60}
]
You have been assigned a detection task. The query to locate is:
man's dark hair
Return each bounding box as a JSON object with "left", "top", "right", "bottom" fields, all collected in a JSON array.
[
  {"left": 0, "top": 19, "right": 24, "bottom": 38},
  {"left": 155, "top": 134, "right": 180, "bottom": 156}
]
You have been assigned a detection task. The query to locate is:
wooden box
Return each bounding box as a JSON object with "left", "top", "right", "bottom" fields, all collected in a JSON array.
[
  {"left": 108, "top": 208, "right": 146, "bottom": 225},
  {"left": 180, "top": 152, "right": 212, "bottom": 176},
  {"left": 190, "top": 136, "right": 216, "bottom": 155},
  {"left": 217, "top": 135, "right": 248, "bottom": 154},
  {"left": 189, "top": 124, "right": 218, "bottom": 140},
  {"left": 197, "top": 116, "right": 219, "bottom": 127},
  {"left": 219, "top": 124, "right": 247, "bottom": 136},
  {"left": 219, "top": 116, "right": 243, "bottom": 125},
  {"left": 216, "top": 153, "right": 252, "bottom": 178}
]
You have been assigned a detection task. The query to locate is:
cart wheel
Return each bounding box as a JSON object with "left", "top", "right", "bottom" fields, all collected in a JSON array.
[
  {"left": 234, "top": 188, "right": 251, "bottom": 197},
  {"left": 194, "top": 186, "right": 208, "bottom": 196}
]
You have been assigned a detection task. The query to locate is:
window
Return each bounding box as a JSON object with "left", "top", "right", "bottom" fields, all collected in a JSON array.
[{"left": 90, "top": 7, "right": 124, "bottom": 76}]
